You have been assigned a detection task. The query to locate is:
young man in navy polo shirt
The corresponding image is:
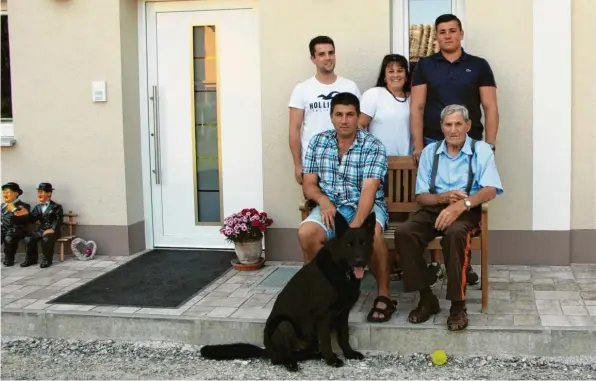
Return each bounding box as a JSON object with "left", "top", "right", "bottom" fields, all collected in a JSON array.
[{"left": 409, "top": 14, "right": 499, "bottom": 286}]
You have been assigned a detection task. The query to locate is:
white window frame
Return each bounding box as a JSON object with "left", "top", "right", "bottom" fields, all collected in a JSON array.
[
  {"left": 391, "top": 0, "right": 466, "bottom": 57},
  {"left": 0, "top": 9, "right": 15, "bottom": 147}
]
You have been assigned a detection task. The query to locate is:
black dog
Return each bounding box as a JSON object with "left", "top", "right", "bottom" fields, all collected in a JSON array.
[{"left": 200, "top": 211, "right": 377, "bottom": 371}]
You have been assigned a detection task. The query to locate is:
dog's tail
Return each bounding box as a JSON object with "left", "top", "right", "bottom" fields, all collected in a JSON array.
[{"left": 200, "top": 343, "right": 266, "bottom": 360}]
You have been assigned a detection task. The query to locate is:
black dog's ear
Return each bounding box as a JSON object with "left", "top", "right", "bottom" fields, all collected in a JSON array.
[
  {"left": 334, "top": 212, "right": 350, "bottom": 238},
  {"left": 363, "top": 212, "right": 376, "bottom": 234}
]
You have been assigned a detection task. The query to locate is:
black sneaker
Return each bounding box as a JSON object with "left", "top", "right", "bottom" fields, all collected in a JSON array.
[
  {"left": 428, "top": 262, "right": 444, "bottom": 287},
  {"left": 466, "top": 264, "right": 480, "bottom": 285}
]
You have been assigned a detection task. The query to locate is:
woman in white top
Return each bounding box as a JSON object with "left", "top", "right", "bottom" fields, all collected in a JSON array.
[
  {"left": 359, "top": 54, "right": 411, "bottom": 287},
  {"left": 359, "top": 53, "right": 412, "bottom": 157}
]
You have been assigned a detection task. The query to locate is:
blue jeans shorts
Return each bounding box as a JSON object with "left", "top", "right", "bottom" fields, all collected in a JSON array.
[{"left": 300, "top": 204, "right": 388, "bottom": 240}]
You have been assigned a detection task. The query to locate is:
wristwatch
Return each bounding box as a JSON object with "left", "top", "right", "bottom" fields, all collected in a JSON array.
[{"left": 463, "top": 198, "right": 472, "bottom": 211}]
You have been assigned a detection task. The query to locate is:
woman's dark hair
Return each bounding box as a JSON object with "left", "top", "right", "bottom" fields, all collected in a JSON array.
[{"left": 374, "top": 54, "right": 411, "bottom": 93}]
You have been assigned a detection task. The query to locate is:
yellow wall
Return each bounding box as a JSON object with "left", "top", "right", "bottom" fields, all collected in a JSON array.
[
  {"left": 571, "top": 0, "right": 596, "bottom": 230},
  {"left": 2, "top": 0, "right": 592, "bottom": 240},
  {"left": 259, "top": 0, "right": 391, "bottom": 228},
  {"left": 461, "top": 0, "right": 534, "bottom": 230},
  {"left": 0, "top": 0, "right": 143, "bottom": 226},
  {"left": 260, "top": 0, "right": 534, "bottom": 231},
  {"left": 119, "top": 0, "right": 144, "bottom": 225}
]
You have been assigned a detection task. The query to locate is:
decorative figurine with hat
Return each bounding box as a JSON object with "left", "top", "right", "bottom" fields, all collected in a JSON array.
[
  {"left": 19, "top": 183, "right": 64, "bottom": 268},
  {"left": 1, "top": 182, "right": 31, "bottom": 266}
]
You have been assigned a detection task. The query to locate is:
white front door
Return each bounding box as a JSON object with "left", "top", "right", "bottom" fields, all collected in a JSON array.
[{"left": 145, "top": 1, "right": 263, "bottom": 248}]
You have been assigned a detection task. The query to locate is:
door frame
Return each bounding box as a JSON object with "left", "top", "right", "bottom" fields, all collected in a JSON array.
[{"left": 137, "top": 0, "right": 260, "bottom": 250}]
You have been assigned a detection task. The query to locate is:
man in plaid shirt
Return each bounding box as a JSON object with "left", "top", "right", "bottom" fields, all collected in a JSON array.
[{"left": 298, "top": 92, "right": 397, "bottom": 323}]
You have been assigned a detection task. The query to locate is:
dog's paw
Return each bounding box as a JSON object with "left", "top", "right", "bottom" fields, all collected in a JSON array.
[
  {"left": 344, "top": 350, "right": 364, "bottom": 360},
  {"left": 325, "top": 356, "right": 344, "bottom": 367},
  {"left": 284, "top": 362, "right": 299, "bottom": 372}
]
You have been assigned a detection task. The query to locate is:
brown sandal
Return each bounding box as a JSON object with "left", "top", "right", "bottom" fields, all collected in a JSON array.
[
  {"left": 447, "top": 308, "right": 469, "bottom": 331},
  {"left": 408, "top": 295, "right": 440, "bottom": 324},
  {"left": 366, "top": 296, "right": 397, "bottom": 323}
]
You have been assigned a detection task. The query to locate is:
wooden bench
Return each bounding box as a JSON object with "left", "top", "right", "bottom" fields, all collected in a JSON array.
[
  {"left": 298, "top": 156, "right": 490, "bottom": 313},
  {"left": 57, "top": 210, "right": 78, "bottom": 262}
]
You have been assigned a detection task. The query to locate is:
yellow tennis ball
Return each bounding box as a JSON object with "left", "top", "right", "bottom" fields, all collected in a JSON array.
[{"left": 431, "top": 350, "right": 448, "bottom": 366}]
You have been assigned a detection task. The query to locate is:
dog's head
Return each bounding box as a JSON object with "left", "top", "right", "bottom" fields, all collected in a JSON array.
[{"left": 331, "top": 212, "right": 376, "bottom": 280}]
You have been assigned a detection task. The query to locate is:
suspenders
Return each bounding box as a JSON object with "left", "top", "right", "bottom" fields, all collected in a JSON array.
[{"left": 429, "top": 139, "right": 477, "bottom": 195}]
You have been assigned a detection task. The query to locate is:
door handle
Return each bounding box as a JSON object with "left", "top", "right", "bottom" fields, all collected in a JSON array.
[{"left": 150, "top": 85, "right": 162, "bottom": 185}]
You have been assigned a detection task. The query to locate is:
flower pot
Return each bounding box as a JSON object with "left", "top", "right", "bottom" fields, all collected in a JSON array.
[{"left": 234, "top": 239, "right": 263, "bottom": 264}]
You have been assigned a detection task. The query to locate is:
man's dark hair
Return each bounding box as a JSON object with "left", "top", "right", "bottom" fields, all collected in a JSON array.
[
  {"left": 435, "top": 14, "right": 462, "bottom": 30},
  {"left": 309, "top": 35, "right": 335, "bottom": 57},
  {"left": 330, "top": 92, "right": 360, "bottom": 115}
]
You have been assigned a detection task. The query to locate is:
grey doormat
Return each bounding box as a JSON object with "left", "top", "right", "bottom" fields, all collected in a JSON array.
[{"left": 50, "top": 249, "right": 236, "bottom": 308}]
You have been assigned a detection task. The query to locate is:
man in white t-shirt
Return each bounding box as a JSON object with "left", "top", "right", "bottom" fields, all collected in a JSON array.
[{"left": 288, "top": 35, "right": 361, "bottom": 184}]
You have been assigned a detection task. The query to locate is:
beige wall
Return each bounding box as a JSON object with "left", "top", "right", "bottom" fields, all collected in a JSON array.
[
  {"left": 464, "top": 0, "right": 534, "bottom": 231},
  {"left": 2, "top": 0, "right": 591, "bottom": 258},
  {"left": 119, "top": 0, "right": 144, "bottom": 226},
  {"left": 0, "top": 0, "right": 143, "bottom": 227},
  {"left": 260, "top": 0, "right": 391, "bottom": 229},
  {"left": 261, "top": 0, "right": 534, "bottom": 231},
  {"left": 571, "top": 0, "right": 596, "bottom": 230}
]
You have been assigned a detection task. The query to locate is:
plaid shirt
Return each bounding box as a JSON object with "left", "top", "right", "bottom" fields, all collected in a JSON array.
[{"left": 303, "top": 128, "right": 388, "bottom": 212}]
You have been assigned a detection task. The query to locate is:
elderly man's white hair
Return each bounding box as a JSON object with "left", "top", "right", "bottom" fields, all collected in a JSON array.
[{"left": 440, "top": 104, "right": 470, "bottom": 123}]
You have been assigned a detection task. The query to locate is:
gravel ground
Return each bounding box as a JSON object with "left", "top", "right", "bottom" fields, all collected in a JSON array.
[{"left": 2, "top": 337, "right": 596, "bottom": 380}]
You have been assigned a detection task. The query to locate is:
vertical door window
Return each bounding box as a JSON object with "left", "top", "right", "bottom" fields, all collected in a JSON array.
[{"left": 192, "top": 25, "right": 220, "bottom": 224}]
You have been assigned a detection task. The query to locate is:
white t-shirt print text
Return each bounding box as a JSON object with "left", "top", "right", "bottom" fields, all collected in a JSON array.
[{"left": 289, "top": 76, "right": 361, "bottom": 165}]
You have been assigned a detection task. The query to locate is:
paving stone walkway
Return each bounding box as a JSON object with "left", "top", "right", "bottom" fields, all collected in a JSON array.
[{"left": 2, "top": 252, "right": 596, "bottom": 330}]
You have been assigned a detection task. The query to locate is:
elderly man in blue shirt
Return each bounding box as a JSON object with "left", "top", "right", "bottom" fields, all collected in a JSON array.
[{"left": 394, "top": 104, "right": 503, "bottom": 331}]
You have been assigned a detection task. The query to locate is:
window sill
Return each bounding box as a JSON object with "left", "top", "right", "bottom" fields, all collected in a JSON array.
[
  {"left": 1, "top": 136, "right": 16, "bottom": 146},
  {"left": 1, "top": 121, "right": 16, "bottom": 146}
]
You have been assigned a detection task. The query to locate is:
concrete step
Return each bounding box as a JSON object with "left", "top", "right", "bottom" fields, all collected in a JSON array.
[{"left": 2, "top": 308, "right": 595, "bottom": 357}]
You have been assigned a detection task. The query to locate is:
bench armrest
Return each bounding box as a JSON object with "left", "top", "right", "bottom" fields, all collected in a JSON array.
[{"left": 298, "top": 199, "right": 317, "bottom": 212}]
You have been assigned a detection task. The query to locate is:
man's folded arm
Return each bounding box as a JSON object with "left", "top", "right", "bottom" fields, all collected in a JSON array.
[{"left": 302, "top": 173, "right": 328, "bottom": 205}]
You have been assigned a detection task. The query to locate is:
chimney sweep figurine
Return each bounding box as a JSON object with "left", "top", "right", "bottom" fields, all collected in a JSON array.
[
  {"left": 19, "top": 183, "right": 64, "bottom": 268},
  {"left": 1, "top": 182, "right": 31, "bottom": 266}
]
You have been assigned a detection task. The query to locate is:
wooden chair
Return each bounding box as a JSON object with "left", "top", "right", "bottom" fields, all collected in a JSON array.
[
  {"left": 298, "top": 156, "right": 490, "bottom": 313},
  {"left": 57, "top": 211, "right": 78, "bottom": 261}
]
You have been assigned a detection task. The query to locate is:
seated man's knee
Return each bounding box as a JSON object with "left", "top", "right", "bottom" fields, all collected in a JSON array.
[
  {"left": 373, "top": 223, "right": 388, "bottom": 250},
  {"left": 374, "top": 223, "right": 384, "bottom": 240},
  {"left": 443, "top": 222, "right": 468, "bottom": 240},
  {"left": 298, "top": 222, "right": 325, "bottom": 245},
  {"left": 393, "top": 224, "right": 410, "bottom": 242}
]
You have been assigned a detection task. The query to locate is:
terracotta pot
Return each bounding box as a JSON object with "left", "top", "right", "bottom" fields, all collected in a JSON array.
[{"left": 234, "top": 239, "right": 263, "bottom": 264}]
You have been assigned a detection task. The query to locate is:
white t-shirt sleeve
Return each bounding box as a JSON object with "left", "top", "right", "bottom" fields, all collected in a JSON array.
[
  {"left": 360, "top": 88, "right": 377, "bottom": 118},
  {"left": 352, "top": 81, "right": 362, "bottom": 99},
  {"left": 288, "top": 83, "right": 305, "bottom": 109}
]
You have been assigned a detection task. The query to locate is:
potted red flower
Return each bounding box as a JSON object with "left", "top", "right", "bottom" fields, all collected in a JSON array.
[{"left": 220, "top": 208, "right": 273, "bottom": 264}]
